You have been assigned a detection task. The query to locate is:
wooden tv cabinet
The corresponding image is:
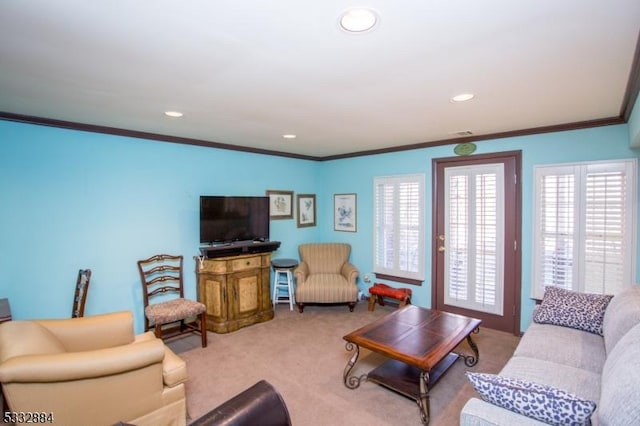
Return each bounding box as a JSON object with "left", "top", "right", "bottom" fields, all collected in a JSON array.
[{"left": 196, "top": 252, "right": 274, "bottom": 333}]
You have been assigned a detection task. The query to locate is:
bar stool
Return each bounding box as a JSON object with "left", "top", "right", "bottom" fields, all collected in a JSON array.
[{"left": 271, "top": 258, "right": 299, "bottom": 311}]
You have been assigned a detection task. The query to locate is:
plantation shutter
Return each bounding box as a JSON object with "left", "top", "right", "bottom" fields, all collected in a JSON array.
[
  {"left": 535, "top": 167, "right": 577, "bottom": 294},
  {"left": 443, "top": 164, "right": 504, "bottom": 315},
  {"left": 582, "top": 163, "right": 631, "bottom": 295},
  {"left": 374, "top": 174, "right": 425, "bottom": 281},
  {"left": 532, "top": 160, "right": 636, "bottom": 299}
]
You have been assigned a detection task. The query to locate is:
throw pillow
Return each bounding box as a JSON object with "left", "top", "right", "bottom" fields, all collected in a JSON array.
[
  {"left": 533, "top": 286, "right": 613, "bottom": 335},
  {"left": 466, "top": 372, "right": 596, "bottom": 426}
]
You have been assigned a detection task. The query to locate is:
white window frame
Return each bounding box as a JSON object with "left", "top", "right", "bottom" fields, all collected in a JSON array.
[
  {"left": 373, "top": 174, "right": 425, "bottom": 281},
  {"left": 532, "top": 158, "right": 637, "bottom": 299}
]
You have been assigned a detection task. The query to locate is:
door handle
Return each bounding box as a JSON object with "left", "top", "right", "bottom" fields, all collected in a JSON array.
[{"left": 438, "top": 234, "right": 445, "bottom": 252}]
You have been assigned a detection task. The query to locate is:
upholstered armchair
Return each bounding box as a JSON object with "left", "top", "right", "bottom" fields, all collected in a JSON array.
[
  {"left": 0, "top": 311, "right": 187, "bottom": 426},
  {"left": 294, "top": 243, "right": 359, "bottom": 312}
]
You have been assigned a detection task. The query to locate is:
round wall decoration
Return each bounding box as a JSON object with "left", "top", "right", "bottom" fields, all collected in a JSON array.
[{"left": 454, "top": 142, "right": 477, "bottom": 156}]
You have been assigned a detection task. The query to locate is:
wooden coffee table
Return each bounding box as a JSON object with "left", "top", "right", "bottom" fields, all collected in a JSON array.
[{"left": 342, "top": 305, "right": 481, "bottom": 425}]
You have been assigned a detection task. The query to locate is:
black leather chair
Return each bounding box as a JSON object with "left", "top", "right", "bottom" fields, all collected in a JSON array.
[{"left": 190, "top": 380, "right": 291, "bottom": 426}]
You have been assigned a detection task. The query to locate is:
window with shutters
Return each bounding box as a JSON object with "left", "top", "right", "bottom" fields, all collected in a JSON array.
[
  {"left": 532, "top": 159, "right": 637, "bottom": 299},
  {"left": 373, "top": 174, "right": 425, "bottom": 282}
]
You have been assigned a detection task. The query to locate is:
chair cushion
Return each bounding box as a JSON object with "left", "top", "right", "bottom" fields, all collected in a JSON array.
[
  {"left": 36, "top": 311, "right": 135, "bottom": 352},
  {"left": 533, "top": 286, "right": 613, "bottom": 335},
  {"left": 295, "top": 274, "right": 357, "bottom": 303},
  {"left": 369, "top": 283, "right": 412, "bottom": 300},
  {"left": 0, "top": 321, "right": 65, "bottom": 363},
  {"left": 466, "top": 372, "right": 596, "bottom": 426},
  {"left": 162, "top": 345, "right": 188, "bottom": 387},
  {"left": 145, "top": 298, "right": 206, "bottom": 325},
  {"left": 271, "top": 258, "right": 299, "bottom": 269}
]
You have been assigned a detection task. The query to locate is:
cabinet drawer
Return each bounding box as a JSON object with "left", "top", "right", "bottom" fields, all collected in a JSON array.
[
  {"left": 199, "top": 259, "right": 227, "bottom": 274},
  {"left": 232, "top": 256, "right": 261, "bottom": 272}
]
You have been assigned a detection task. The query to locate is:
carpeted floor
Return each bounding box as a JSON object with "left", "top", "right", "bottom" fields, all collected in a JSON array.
[{"left": 168, "top": 303, "right": 520, "bottom": 426}]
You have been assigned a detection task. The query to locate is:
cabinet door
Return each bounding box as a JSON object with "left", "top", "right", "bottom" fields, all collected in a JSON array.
[
  {"left": 199, "top": 274, "right": 228, "bottom": 323},
  {"left": 229, "top": 270, "right": 261, "bottom": 319},
  {"left": 259, "top": 265, "right": 272, "bottom": 311}
]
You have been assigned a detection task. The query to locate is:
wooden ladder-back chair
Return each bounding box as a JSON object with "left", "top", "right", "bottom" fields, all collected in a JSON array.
[
  {"left": 71, "top": 269, "right": 91, "bottom": 318},
  {"left": 137, "top": 254, "right": 207, "bottom": 348}
]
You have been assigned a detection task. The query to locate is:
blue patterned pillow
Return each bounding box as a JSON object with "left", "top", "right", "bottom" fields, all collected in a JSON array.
[
  {"left": 533, "top": 286, "right": 613, "bottom": 335},
  {"left": 466, "top": 373, "right": 596, "bottom": 425}
]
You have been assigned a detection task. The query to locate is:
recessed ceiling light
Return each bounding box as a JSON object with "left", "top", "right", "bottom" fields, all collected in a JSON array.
[
  {"left": 451, "top": 93, "right": 475, "bottom": 102},
  {"left": 339, "top": 8, "right": 378, "bottom": 33},
  {"left": 164, "top": 111, "right": 183, "bottom": 118},
  {"left": 282, "top": 134, "right": 297, "bottom": 139}
]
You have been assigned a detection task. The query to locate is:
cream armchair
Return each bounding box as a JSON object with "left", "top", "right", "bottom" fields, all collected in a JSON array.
[
  {"left": 294, "top": 243, "right": 359, "bottom": 313},
  {"left": 0, "top": 311, "right": 187, "bottom": 426}
]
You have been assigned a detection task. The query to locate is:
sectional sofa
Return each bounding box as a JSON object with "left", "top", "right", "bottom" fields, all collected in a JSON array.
[{"left": 460, "top": 286, "right": 640, "bottom": 425}]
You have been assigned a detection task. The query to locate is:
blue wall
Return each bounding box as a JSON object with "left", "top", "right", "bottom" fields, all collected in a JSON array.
[
  {"left": 0, "top": 122, "right": 320, "bottom": 332},
  {"left": 1, "top": 119, "right": 639, "bottom": 333},
  {"left": 319, "top": 124, "right": 640, "bottom": 331}
]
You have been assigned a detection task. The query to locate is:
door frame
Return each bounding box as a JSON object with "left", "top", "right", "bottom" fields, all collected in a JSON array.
[{"left": 431, "top": 150, "right": 522, "bottom": 335}]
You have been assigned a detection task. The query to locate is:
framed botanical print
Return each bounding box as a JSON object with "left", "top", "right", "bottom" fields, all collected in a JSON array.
[
  {"left": 266, "top": 190, "right": 294, "bottom": 219},
  {"left": 334, "top": 193, "right": 357, "bottom": 232},
  {"left": 297, "top": 194, "right": 316, "bottom": 227}
]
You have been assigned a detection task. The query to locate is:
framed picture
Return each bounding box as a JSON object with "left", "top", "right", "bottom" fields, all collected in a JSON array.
[
  {"left": 334, "top": 193, "right": 357, "bottom": 232},
  {"left": 297, "top": 194, "right": 316, "bottom": 228},
  {"left": 266, "top": 190, "right": 294, "bottom": 219}
]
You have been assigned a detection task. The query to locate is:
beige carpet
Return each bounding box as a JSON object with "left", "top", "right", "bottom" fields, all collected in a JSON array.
[{"left": 168, "top": 303, "right": 520, "bottom": 426}]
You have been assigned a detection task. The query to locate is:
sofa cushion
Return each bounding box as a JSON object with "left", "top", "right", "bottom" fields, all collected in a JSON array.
[
  {"left": 599, "top": 322, "right": 640, "bottom": 425},
  {"left": 534, "top": 286, "right": 613, "bottom": 335},
  {"left": 514, "top": 321, "right": 605, "bottom": 372},
  {"left": 466, "top": 372, "right": 596, "bottom": 426},
  {"left": 500, "top": 356, "right": 601, "bottom": 404},
  {"left": 602, "top": 285, "right": 640, "bottom": 354},
  {"left": 461, "top": 397, "right": 548, "bottom": 426}
]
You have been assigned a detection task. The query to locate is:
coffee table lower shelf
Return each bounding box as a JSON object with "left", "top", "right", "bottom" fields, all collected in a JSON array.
[{"left": 367, "top": 353, "right": 459, "bottom": 400}]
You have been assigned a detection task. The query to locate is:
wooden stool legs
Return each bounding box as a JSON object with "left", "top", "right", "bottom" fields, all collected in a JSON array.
[{"left": 367, "top": 295, "right": 377, "bottom": 311}]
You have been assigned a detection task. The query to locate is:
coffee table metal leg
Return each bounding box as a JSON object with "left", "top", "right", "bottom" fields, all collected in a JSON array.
[
  {"left": 458, "top": 332, "right": 480, "bottom": 367},
  {"left": 343, "top": 342, "right": 368, "bottom": 389},
  {"left": 417, "top": 371, "right": 430, "bottom": 425}
]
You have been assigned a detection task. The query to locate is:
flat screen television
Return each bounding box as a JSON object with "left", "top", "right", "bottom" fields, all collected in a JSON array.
[{"left": 200, "top": 196, "right": 270, "bottom": 245}]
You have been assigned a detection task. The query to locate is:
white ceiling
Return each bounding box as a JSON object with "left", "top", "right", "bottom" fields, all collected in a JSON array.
[{"left": 1, "top": 1, "right": 639, "bottom": 158}]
